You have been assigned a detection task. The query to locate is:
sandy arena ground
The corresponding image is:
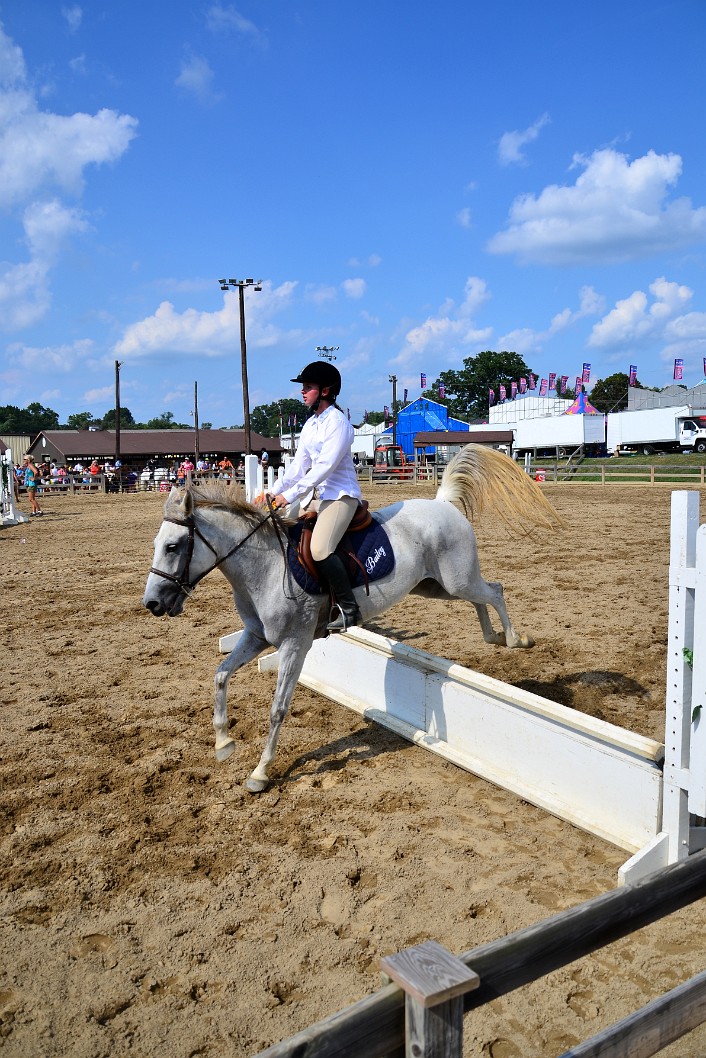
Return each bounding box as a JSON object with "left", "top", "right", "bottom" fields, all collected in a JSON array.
[{"left": 2, "top": 480, "right": 706, "bottom": 1057}]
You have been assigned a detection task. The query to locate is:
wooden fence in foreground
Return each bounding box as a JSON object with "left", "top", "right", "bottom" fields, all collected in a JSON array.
[{"left": 253, "top": 849, "right": 706, "bottom": 1058}]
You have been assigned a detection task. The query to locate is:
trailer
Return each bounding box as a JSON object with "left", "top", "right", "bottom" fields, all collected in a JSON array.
[
  {"left": 606, "top": 406, "right": 706, "bottom": 455},
  {"left": 508, "top": 413, "right": 605, "bottom": 457}
]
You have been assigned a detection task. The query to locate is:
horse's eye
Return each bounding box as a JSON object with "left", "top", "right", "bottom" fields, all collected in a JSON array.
[{"left": 165, "top": 542, "right": 179, "bottom": 553}]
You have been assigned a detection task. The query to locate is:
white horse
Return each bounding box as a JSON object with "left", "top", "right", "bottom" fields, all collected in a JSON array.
[{"left": 143, "top": 444, "right": 562, "bottom": 792}]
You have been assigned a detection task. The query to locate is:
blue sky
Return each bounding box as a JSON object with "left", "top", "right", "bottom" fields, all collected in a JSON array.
[{"left": 2, "top": 0, "right": 706, "bottom": 427}]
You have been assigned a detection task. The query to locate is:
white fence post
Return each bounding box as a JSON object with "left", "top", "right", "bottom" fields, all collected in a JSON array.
[
  {"left": 689, "top": 523, "right": 706, "bottom": 816},
  {"left": 1, "top": 447, "right": 27, "bottom": 527},
  {"left": 243, "top": 454, "right": 259, "bottom": 502}
]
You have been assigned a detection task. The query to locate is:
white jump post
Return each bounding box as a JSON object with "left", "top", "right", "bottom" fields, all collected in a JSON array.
[
  {"left": 620, "top": 490, "right": 706, "bottom": 883},
  {"left": 1, "top": 448, "right": 28, "bottom": 528}
]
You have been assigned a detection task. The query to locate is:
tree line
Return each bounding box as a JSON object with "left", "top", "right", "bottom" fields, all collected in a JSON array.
[{"left": 1, "top": 353, "right": 655, "bottom": 440}]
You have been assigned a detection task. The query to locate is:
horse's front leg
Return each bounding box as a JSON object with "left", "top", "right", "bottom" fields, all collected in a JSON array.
[
  {"left": 214, "top": 628, "right": 267, "bottom": 761},
  {"left": 247, "top": 637, "right": 311, "bottom": 793}
]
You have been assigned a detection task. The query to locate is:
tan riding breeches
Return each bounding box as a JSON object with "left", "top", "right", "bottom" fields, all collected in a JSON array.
[{"left": 310, "top": 496, "right": 360, "bottom": 562}]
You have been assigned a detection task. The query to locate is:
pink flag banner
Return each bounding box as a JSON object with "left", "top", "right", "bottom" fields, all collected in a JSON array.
[
  {"left": 629, "top": 365, "right": 637, "bottom": 386},
  {"left": 420, "top": 372, "right": 427, "bottom": 388},
  {"left": 438, "top": 382, "right": 445, "bottom": 399},
  {"left": 560, "top": 375, "right": 569, "bottom": 394},
  {"left": 511, "top": 381, "right": 517, "bottom": 398},
  {"left": 539, "top": 378, "right": 548, "bottom": 396},
  {"left": 499, "top": 384, "right": 507, "bottom": 401},
  {"left": 519, "top": 377, "right": 527, "bottom": 393},
  {"left": 549, "top": 372, "right": 557, "bottom": 391},
  {"left": 403, "top": 388, "right": 408, "bottom": 403},
  {"left": 489, "top": 388, "right": 495, "bottom": 405},
  {"left": 384, "top": 405, "right": 390, "bottom": 418},
  {"left": 529, "top": 373, "right": 536, "bottom": 390},
  {"left": 703, "top": 359, "right": 706, "bottom": 379},
  {"left": 674, "top": 359, "right": 683, "bottom": 381},
  {"left": 582, "top": 362, "right": 591, "bottom": 384}
]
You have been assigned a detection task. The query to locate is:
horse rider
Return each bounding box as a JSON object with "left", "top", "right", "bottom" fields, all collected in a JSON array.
[{"left": 266, "top": 360, "right": 363, "bottom": 632}]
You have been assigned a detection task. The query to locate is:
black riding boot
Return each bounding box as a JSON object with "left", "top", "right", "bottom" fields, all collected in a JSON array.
[{"left": 316, "top": 553, "right": 362, "bottom": 633}]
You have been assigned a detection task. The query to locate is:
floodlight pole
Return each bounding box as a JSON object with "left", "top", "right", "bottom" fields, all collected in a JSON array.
[{"left": 218, "top": 278, "right": 262, "bottom": 455}]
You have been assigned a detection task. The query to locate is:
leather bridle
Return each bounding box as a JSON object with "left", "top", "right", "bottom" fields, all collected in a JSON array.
[{"left": 149, "top": 507, "right": 276, "bottom": 599}]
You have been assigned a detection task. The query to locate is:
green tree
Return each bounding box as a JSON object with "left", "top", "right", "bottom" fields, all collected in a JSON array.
[
  {"left": 363, "top": 410, "right": 386, "bottom": 426},
  {"left": 101, "top": 407, "right": 136, "bottom": 429},
  {"left": 588, "top": 373, "right": 639, "bottom": 413},
  {"left": 435, "top": 350, "right": 534, "bottom": 420},
  {"left": 0, "top": 402, "right": 60, "bottom": 434},
  {"left": 66, "top": 411, "right": 99, "bottom": 430},
  {"left": 250, "top": 399, "right": 308, "bottom": 437},
  {"left": 201, "top": 421, "right": 213, "bottom": 430},
  {"left": 145, "top": 411, "right": 177, "bottom": 429}
]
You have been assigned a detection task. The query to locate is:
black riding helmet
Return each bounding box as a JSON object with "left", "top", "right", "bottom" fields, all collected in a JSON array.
[{"left": 290, "top": 360, "right": 342, "bottom": 397}]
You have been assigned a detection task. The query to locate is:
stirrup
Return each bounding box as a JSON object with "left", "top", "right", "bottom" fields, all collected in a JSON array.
[{"left": 326, "top": 604, "right": 362, "bottom": 633}]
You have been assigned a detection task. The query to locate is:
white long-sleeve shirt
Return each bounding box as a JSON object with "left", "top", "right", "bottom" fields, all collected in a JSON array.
[{"left": 271, "top": 405, "right": 362, "bottom": 504}]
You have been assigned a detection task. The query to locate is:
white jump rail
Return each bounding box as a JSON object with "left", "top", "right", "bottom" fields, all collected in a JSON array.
[{"left": 219, "top": 490, "right": 706, "bottom": 885}]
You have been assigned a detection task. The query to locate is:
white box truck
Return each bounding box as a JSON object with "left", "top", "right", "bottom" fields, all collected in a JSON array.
[
  {"left": 509, "top": 413, "right": 605, "bottom": 457},
  {"left": 606, "top": 406, "right": 706, "bottom": 455}
]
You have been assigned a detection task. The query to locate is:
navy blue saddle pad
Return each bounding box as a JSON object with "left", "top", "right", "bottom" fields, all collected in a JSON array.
[{"left": 287, "top": 516, "right": 395, "bottom": 596}]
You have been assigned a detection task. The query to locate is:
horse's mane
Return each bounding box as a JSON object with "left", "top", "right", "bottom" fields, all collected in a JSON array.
[{"left": 164, "top": 480, "right": 289, "bottom": 535}]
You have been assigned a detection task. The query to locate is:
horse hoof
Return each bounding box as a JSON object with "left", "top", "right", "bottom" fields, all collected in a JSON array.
[
  {"left": 245, "top": 776, "right": 269, "bottom": 794},
  {"left": 215, "top": 740, "right": 236, "bottom": 762}
]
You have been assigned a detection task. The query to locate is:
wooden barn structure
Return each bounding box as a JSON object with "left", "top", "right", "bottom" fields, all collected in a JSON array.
[{"left": 26, "top": 429, "right": 283, "bottom": 471}]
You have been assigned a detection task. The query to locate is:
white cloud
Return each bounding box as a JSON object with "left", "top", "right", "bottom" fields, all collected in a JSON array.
[
  {"left": 62, "top": 6, "right": 83, "bottom": 33},
  {"left": 83, "top": 384, "right": 113, "bottom": 403},
  {"left": 456, "top": 207, "right": 472, "bottom": 229},
  {"left": 113, "top": 280, "right": 298, "bottom": 359},
  {"left": 488, "top": 148, "right": 706, "bottom": 265},
  {"left": 0, "top": 200, "right": 88, "bottom": 330},
  {"left": 0, "top": 25, "right": 137, "bottom": 331},
  {"left": 0, "top": 24, "right": 26, "bottom": 84},
  {"left": 588, "top": 277, "right": 693, "bottom": 349},
  {"left": 304, "top": 283, "right": 337, "bottom": 305},
  {"left": 206, "top": 4, "right": 264, "bottom": 42},
  {"left": 7, "top": 337, "right": 94, "bottom": 370},
  {"left": 342, "top": 277, "right": 366, "bottom": 299},
  {"left": 498, "top": 284, "right": 604, "bottom": 355},
  {"left": 0, "top": 82, "right": 138, "bottom": 208},
  {"left": 347, "top": 253, "right": 381, "bottom": 268},
  {"left": 498, "top": 113, "right": 550, "bottom": 166},
  {"left": 393, "top": 276, "right": 492, "bottom": 366},
  {"left": 175, "top": 55, "right": 220, "bottom": 103}
]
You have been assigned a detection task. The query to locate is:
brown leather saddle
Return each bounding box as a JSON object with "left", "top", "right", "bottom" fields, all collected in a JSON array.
[{"left": 296, "top": 501, "right": 373, "bottom": 591}]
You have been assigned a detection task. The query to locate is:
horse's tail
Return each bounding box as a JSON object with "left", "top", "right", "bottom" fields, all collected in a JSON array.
[{"left": 435, "top": 444, "right": 565, "bottom": 532}]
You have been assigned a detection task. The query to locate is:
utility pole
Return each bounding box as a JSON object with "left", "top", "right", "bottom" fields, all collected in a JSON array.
[
  {"left": 194, "top": 381, "right": 200, "bottom": 465},
  {"left": 218, "top": 278, "right": 263, "bottom": 455},
  {"left": 115, "top": 360, "right": 122, "bottom": 486},
  {"left": 389, "top": 373, "right": 398, "bottom": 447}
]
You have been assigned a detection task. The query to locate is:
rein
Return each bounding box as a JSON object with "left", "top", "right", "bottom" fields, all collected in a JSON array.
[{"left": 149, "top": 505, "right": 277, "bottom": 598}]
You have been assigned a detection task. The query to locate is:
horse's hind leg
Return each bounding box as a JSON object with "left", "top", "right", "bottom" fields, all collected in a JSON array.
[
  {"left": 214, "top": 629, "right": 267, "bottom": 761},
  {"left": 471, "top": 581, "right": 534, "bottom": 649},
  {"left": 247, "top": 637, "right": 311, "bottom": 793}
]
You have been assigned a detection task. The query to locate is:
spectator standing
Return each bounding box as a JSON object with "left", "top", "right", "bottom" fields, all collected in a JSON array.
[{"left": 22, "top": 455, "right": 43, "bottom": 516}]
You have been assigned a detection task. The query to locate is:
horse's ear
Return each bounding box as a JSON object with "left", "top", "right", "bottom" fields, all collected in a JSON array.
[{"left": 165, "top": 486, "right": 193, "bottom": 518}]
